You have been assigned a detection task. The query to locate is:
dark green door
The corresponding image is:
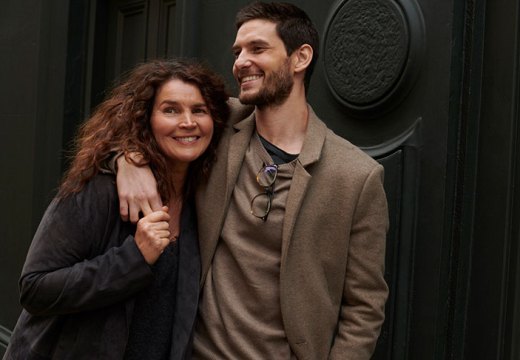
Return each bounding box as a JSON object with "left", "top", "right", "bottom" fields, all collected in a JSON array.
[
  {"left": 2, "top": 0, "right": 520, "bottom": 359},
  {"left": 85, "top": 1, "right": 455, "bottom": 358}
]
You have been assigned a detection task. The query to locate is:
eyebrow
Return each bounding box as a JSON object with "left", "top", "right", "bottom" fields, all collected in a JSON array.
[{"left": 159, "top": 100, "right": 207, "bottom": 107}]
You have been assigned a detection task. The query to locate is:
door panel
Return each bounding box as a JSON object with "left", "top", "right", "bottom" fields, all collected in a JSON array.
[
  {"left": 299, "top": 1, "right": 450, "bottom": 358},
  {"left": 368, "top": 120, "right": 421, "bottom": 359},
  {"left": 108, "top": 0, "right": 148, "bottom": 78},
  {"left": 92, "top": 0, "right": 181, "bottom": 104}
]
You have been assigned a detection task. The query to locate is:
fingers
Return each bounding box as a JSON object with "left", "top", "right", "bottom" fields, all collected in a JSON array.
[
  {"left": 128, "top": 200, "right": 165, "bottom": 223},
  {"left": 119, "top": 197, "right": 163, "bottom": 224},
  {"left": 140, "top": 202, "right": 153, "bottom": 218},
  {"left": 115, "top": 153, "right": 162, "bottom": 222},
  {"left": 150, "top": 197, "right": 164, "bottom": 212},
  {"left": 129, "top": 201, "right": 141, "bottom": 224},
  {"left": 144, "top": 208, "right": 170, "bottom": 223},
  {"left": 134, "top": 208, "right": 172, "bottom": 264},
  {"left": 123, "top": 196, "right": 162, "bottom": 223},
  {"left": 150, "top": 235, "right": 171, "bottom": 251},
  {"left": 119, "top": 199, "right": 163, "bottom": 224},
  {"left": 139, "top": 202, "right": 167, "bottom": 218},
  {"left": 119, "top": 199, "right": 129, "bottom": 222},
  {"left": 155, "top": 230, "right": 171, "bottom": 239}
]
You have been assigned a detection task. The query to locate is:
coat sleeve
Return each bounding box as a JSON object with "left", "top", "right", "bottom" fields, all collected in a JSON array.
[
  {"left": 330, "top": 164, "right": 389, "bottom": 360},
  {"left": 19, "top": 175, "right": 153, "bottom": 316}
]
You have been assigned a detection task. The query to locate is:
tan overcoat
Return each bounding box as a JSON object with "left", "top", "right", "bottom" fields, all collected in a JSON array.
[{"left": 196, "top": 99, "right": 389, "bottom": 360}]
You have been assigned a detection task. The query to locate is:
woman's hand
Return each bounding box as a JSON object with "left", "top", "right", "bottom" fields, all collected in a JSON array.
[
  {"left": 134, "top": 206, "right": 171, "bottom": 264},
  {"left": 116, "top": 153, "right": 163, "bottom": 223}
]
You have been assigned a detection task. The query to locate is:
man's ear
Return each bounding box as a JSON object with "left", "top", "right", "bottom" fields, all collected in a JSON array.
[{"left": 293, "top": 44, "right": 313, "bottom": 74}]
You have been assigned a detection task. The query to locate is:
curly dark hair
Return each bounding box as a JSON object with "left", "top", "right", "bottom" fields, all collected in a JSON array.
[
  {"left": 59, "top": 59, "right": 230, "bottom": 201},
  {"left": 235, "top": 2, "right": 319, "bottom": 91}
]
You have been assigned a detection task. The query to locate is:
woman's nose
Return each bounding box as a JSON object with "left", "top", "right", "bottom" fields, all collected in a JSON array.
[{"left": 179, "top": 113, "right": 197, "bottom": 128}]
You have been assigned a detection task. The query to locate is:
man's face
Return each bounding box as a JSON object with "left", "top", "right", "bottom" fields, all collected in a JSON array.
[{"left": 232, "top": 19, "right": 294, "bottom": 107}]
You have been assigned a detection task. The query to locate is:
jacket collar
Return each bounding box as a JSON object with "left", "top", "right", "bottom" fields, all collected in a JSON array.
[
  {"left": 297, "top": 105, "right": 327, "bottom": 167},
  {"left": 231, "top": 104, "right": 327, "bottom": 168}
]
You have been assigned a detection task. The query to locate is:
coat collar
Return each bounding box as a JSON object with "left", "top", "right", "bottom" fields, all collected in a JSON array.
[
  {"left": 231, "top": 104, "right": 327, "bottom": 167},
  {"left": 297, "top": 105, "right": 327, "bottom": 167}
]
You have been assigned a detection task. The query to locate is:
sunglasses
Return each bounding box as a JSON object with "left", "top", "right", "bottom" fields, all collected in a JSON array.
[{"left": 250, "top": 163, "right": 278, "bottom": 221}]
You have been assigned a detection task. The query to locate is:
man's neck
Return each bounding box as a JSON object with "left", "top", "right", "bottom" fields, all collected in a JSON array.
[{"left": 254, "top": 89, "right": 309, "bottom": 155}]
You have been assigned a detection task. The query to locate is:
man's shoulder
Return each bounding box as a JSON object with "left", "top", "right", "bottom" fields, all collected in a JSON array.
[
  {"left": 321, "top": 125, "right": 380, "bottom": 174},
  {"left": 227, "top": 97, "right": 254, "bottom": 125}
]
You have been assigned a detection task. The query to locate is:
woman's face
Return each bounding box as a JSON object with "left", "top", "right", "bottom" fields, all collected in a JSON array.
[{"left": 150, "top": 78, "right": 214, "bottom": 173}]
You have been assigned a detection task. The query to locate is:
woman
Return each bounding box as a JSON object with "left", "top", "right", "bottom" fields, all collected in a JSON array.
[{"left": 4, "top": 59, "right": 229, "bottom": 359}]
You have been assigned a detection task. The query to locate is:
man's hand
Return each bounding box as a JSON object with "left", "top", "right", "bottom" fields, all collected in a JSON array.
[
  {"left": 116, "top": 154, "right": 162, "bottom": 223},
  {"left": 134, "top": 206, "right": 171, "bottom": 264}
]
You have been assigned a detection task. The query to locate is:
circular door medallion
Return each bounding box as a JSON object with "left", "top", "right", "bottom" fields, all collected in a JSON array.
[{"left": 323, "top": 0, "right": 424, "bottom": 116}]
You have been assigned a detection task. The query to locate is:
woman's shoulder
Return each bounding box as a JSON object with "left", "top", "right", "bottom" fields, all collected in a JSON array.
[
  {"left": 76, "top": 172, "right": 116, "bottom": 198},
  {"left": 85, "top": 172, "right": 117, "bottom": 192},
  {"left": 56, "top": 173, "right": 118, "bottom": 216}
]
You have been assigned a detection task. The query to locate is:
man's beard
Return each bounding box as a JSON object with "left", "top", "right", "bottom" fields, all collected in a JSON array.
[{"left": 238, "top": 59, "right": 294, "bottom": 108}]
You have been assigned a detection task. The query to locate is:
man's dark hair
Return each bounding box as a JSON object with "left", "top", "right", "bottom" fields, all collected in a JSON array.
[{"left": 235, "top": 1, "right": 319, "bottom": 91}]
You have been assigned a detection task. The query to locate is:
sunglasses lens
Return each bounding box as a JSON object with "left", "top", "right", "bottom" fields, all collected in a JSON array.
[{"left": 257, "top": 165, "right": 277, "bottom": 187}]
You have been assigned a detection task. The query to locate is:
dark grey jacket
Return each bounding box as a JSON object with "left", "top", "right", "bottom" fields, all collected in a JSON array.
[{"left": 4, "top": 174, "right": 200, "bottom": 360}]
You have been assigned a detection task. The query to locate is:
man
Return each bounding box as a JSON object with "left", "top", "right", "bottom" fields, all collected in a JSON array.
[{"left": 117, "top": 2, "right": 389, "bottom": 359}]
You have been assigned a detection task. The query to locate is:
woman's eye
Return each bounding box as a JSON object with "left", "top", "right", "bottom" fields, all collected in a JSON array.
[
  {"left": 164, "top": 107, "right": 177, "bottom": 114},
  {"left": 193, "top": 108, "right": 208, "bottom": 114}
]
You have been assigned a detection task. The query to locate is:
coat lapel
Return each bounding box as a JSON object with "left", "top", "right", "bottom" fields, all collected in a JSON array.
[
  {"left": 171, "top": 200, "right": 199, "bottom": 360},
  {"left": 197, "top": 110, "right": 256, "bottom": 285},
  {"left": 281, "top": 106, "right": 327, "bottom": 265},
  {"left": 226, "top": 115, "right": 256, "bottom": 205}
]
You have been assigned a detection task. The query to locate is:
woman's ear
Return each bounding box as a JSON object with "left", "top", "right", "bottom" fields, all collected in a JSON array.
[{"left": 293, "top": 44, "right": 313, "bottom": 74}]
